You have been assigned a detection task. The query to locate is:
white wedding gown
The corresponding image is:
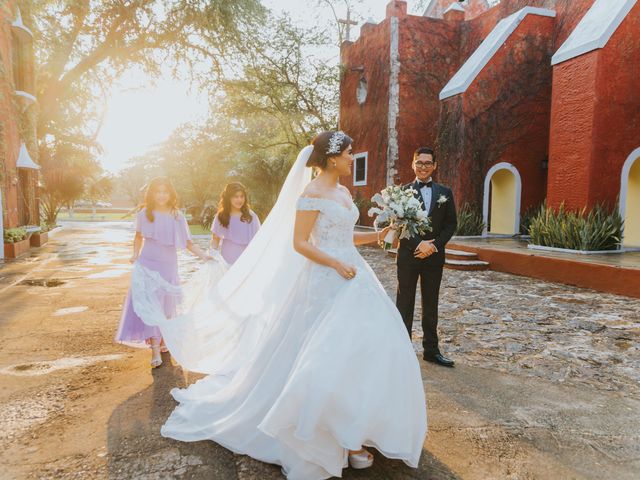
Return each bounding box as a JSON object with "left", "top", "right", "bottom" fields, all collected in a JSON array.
[{"left": 158, "top": 195, "right": 427, "bottom": 479}]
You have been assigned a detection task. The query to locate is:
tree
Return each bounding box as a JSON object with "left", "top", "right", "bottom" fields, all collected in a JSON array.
[
  {"left": 216, "top": 16, "right": 339, "bottom": 216},
  {"left": 116, "top": 156, "right": 161, "bottom": 207},
  {"left": 39, "top": 140, "right": 103, "bottom": 225},
  {"left": 31, "top": 0, "right": 266, "bottom": 222},
  {"left": 109, "top": 12, "right": 341, "bottom": 220},
  {"left": 156, "top": 122, "right": 233, "bottom": 221},
  {"left": 222, "top": 16, "right": 339, "bottom": 149},
  {"left": 84, "top": 174, "right": 114, "bottom": 214}
]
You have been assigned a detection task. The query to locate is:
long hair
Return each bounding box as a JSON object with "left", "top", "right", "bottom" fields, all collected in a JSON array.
[
  {"left": 217, "top": 182, "right": 253, "bottom": 228},
  {"left": 141, "top": 177, "right": 179, "bottom": 223}
]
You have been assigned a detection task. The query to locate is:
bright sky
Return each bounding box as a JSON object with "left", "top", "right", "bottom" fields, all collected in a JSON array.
[{"left": 97, "top": 0, "right": 423, "bottom": 174}]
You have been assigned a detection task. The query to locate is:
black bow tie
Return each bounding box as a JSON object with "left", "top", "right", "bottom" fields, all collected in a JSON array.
[{"left": 417, "top": 180, "right": 432, "bottom": 189}]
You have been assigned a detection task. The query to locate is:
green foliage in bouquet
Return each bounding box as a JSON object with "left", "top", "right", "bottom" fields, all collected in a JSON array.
[
  {"left": 3, "top": 227, "right": 28, "bottom": 244},
  {"left": 528, "top": 203, "right": 623, "bottom": 251},
  {"left": 454, "top": 203, "right": 484, "bottom": 236}
]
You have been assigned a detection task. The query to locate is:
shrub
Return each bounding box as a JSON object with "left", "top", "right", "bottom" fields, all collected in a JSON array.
[
  {"left": 3, "top": 227, "right": 28, "bottom": 244},
  {"left": 528, "top": 203, "right": 623, "bottom": 251},
  {"left": 454, "top": 203, "right": 485, "bottom": 236},
  {"left": 520, "top": 204, "right": 542, "bottom": 235}
]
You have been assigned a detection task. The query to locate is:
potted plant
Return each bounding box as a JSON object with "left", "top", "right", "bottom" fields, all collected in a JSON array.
[
  {"left": 4, "top": 227, "right": 30, "bottom": 259},
  {"left": 30, "top": 224, "right": 52, "bottom": 248}
]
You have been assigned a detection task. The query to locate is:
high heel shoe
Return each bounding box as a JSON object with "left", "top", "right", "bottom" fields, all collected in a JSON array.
[
  {"left": 150, "top": 345, "right": 163, "bottom": 368},
  {"left": 348, "top": 448, "right": 374, "bottom": 469}
]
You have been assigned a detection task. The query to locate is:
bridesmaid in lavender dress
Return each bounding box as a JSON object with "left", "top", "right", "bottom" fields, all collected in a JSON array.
[
  {"left": 210, "top": 183, "right": 261, "bottom": 265},
  {"left": 115, "top": 177, "right": 211, "bottom": 368}
]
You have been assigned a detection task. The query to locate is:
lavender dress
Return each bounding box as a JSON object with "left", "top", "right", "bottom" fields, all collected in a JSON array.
[
  {"left": 212, "top": 211, "right": 260, "bottom": 264},
  {"left": 115, "top": 209, "right": 192, "bottom": 347}
]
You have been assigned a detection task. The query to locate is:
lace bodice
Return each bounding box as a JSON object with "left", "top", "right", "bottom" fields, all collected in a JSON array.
[{"left": 296, "top": 197, "right": 359, "bottom": 251}]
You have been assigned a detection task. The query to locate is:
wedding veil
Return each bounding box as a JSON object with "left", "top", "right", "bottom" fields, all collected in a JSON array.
[{"left": 130, "top": 145, "right": 314, "bottom": 374}]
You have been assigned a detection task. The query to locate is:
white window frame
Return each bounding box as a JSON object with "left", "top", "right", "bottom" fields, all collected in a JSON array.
[{"left": 353, "top": 152, "right": 368, "bottom": 187}]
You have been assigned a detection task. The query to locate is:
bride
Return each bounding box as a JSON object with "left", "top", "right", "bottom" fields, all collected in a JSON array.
[{"left": 131, "top": 130, "right": 427, "bottom": 479}]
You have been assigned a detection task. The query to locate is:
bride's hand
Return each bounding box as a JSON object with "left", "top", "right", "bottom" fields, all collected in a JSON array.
[
  {"left": 378, "top": 225, "right": 393, "bottom": 240},
  {"left": 334, "top": 261, "right": 357, "bottom": 280}
]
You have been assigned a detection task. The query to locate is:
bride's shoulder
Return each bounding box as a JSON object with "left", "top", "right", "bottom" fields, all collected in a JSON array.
[
  {"left": 337, "top": 184, "right": 352, "bottom": 198},
  {"left": 297, "top": 186, "right": 330, "bottom": 212}
]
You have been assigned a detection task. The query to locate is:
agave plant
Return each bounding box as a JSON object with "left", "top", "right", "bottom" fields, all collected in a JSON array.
[
  {"left": 454, "top": 203, "right": 485, "bottom": 236},
  {"left": 519, "top": 204, "right": 543, "bottom": 235},
  {"left": 528, "top": 203, "right": 623, "bottom": 251}
]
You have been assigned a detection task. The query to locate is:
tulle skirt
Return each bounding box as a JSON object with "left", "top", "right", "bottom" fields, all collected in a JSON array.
[
  {"left": 159, "top": 245, "right": 427, "bottom": 479},
  {"left": 115, "top": 240, "right": 179, "bottom": 347}
]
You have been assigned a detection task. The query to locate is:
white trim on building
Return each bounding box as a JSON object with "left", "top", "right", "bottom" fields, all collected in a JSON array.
[
  {"left": 552, "top": 0, "right": 637, "bottom": 65},
  {"left": 11, "top": 7, "right": 33, "bottom": 40},
  {"left": 16, "top": 143, "right": 40, "bottom": 170},
  {"left": 619, "top": 146, "right": 640, "bottom": 243},
  {"left": 353, "top": 152, "right": 368, "bottom": 186},
  {"left": 439, "top": 7, "right": 556, "bottom": 100},
  {"left": 386, "top": 16, "right": 400, "bottom": 186},
  {"left": 444, "top": 3, "right": 465, "bottom": 14},
  {"left": 482, "top": 162, "right": 522, "bottom": 236}
]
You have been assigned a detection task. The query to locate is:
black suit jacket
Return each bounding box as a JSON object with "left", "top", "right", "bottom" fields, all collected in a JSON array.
[{"left": 397, "top": 180, "right": 457, "bottom": 267}]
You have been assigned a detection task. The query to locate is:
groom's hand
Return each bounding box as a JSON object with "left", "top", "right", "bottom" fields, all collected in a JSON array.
[{"left": 414, "top": 240, "right": 436, "bottom": 259}]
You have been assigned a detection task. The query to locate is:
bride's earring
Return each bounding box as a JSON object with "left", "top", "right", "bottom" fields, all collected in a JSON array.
[{"left": 332, "top": 161, "right": 337, "bottom": 168}]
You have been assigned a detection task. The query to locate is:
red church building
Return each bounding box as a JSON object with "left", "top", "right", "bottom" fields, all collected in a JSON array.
[
  {"left": 340, "top": 0, "right": 640, "bottom": 247},
  {"left": 0, "top": 1, "right": 40, "bottom": 259}
]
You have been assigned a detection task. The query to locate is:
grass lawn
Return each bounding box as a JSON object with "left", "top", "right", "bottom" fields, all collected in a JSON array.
[
  {"left": 189, "top": 224, "right": 211, "bottom": 236},
  {"left": 57, "top": 212, "right": 209, "bottom": 236},
  {"left": 57, "top": 212, "right": 133, "bottom": 222}
]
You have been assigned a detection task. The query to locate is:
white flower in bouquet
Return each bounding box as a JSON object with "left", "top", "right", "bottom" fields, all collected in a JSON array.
[{"left": 368, "top": 185, "right": 432, "bottom": 249}]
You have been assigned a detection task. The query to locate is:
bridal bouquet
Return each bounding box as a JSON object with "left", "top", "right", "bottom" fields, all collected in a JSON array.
[{"left": 368, "top": 186, "right": 432, "bottom": 249}]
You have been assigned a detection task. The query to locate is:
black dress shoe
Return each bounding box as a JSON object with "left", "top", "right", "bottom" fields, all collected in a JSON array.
[{"left": 423, "top": 353, "right": 455, "bottom": 367}]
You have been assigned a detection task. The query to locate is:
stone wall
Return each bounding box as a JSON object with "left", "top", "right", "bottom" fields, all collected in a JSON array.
[
  {"left": 0, "top": 0, "right": 38, "bottom": 230},
  {"left": 1, "top": 1, "right": 21, "bottom": 229},
  {"left": 340, "top": 20, "right": 391, "bottom": 219},
  {"left": 397, "top": 15, "right": 460, "bottom": 184},
  {"left": 548, "top": 1, "right": 640, "bottom": 210},
  {"left": 437, "top": 11, "right": 556, "bottom": 213}
]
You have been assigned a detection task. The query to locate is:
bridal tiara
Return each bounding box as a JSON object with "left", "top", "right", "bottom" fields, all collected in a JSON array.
[{"left": 326, "top": 131, "right": 347, "bottom": 155}]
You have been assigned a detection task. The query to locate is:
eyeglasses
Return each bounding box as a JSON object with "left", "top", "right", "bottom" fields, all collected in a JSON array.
[{"left": 414, "top": 161, "right": 435, "bottom": 168}]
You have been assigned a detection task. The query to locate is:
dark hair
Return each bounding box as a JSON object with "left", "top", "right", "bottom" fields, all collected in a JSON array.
[
  {"left": 217, "top": 182, "right": 253, "bottom": 228},
  {"left": 306, "top": 130, "right": 353, "bottom": 169},
  {"left": 413, "top": 147, "right": 436, "bottom": 163},
  {"left": 141, "top": 177, "right": 179, "bottom": 223}
]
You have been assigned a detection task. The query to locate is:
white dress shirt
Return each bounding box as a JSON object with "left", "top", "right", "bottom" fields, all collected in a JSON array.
[
  {"left": 416, "top": 177, "right": 437, "bottom": 253},
  {"left": 417, "top": 177, "right": 433, "bottom": 211}
]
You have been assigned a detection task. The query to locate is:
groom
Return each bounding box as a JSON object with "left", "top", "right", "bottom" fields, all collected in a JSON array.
[{"left": 396, "top": 147, "right": 457, "bottom": 367}]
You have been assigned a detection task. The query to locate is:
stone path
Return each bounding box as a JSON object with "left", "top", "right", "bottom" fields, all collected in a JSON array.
[{"left": 361, "top": 247, "right": 640, "bottom": 397}]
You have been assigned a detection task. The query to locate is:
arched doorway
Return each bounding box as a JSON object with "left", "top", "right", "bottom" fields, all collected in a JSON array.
[
  {"left": 483, "top": 162, "right": 522, "bottom": 235},
  {"left": 620, "top": 148, "right": 640, "bottom": 247}
]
